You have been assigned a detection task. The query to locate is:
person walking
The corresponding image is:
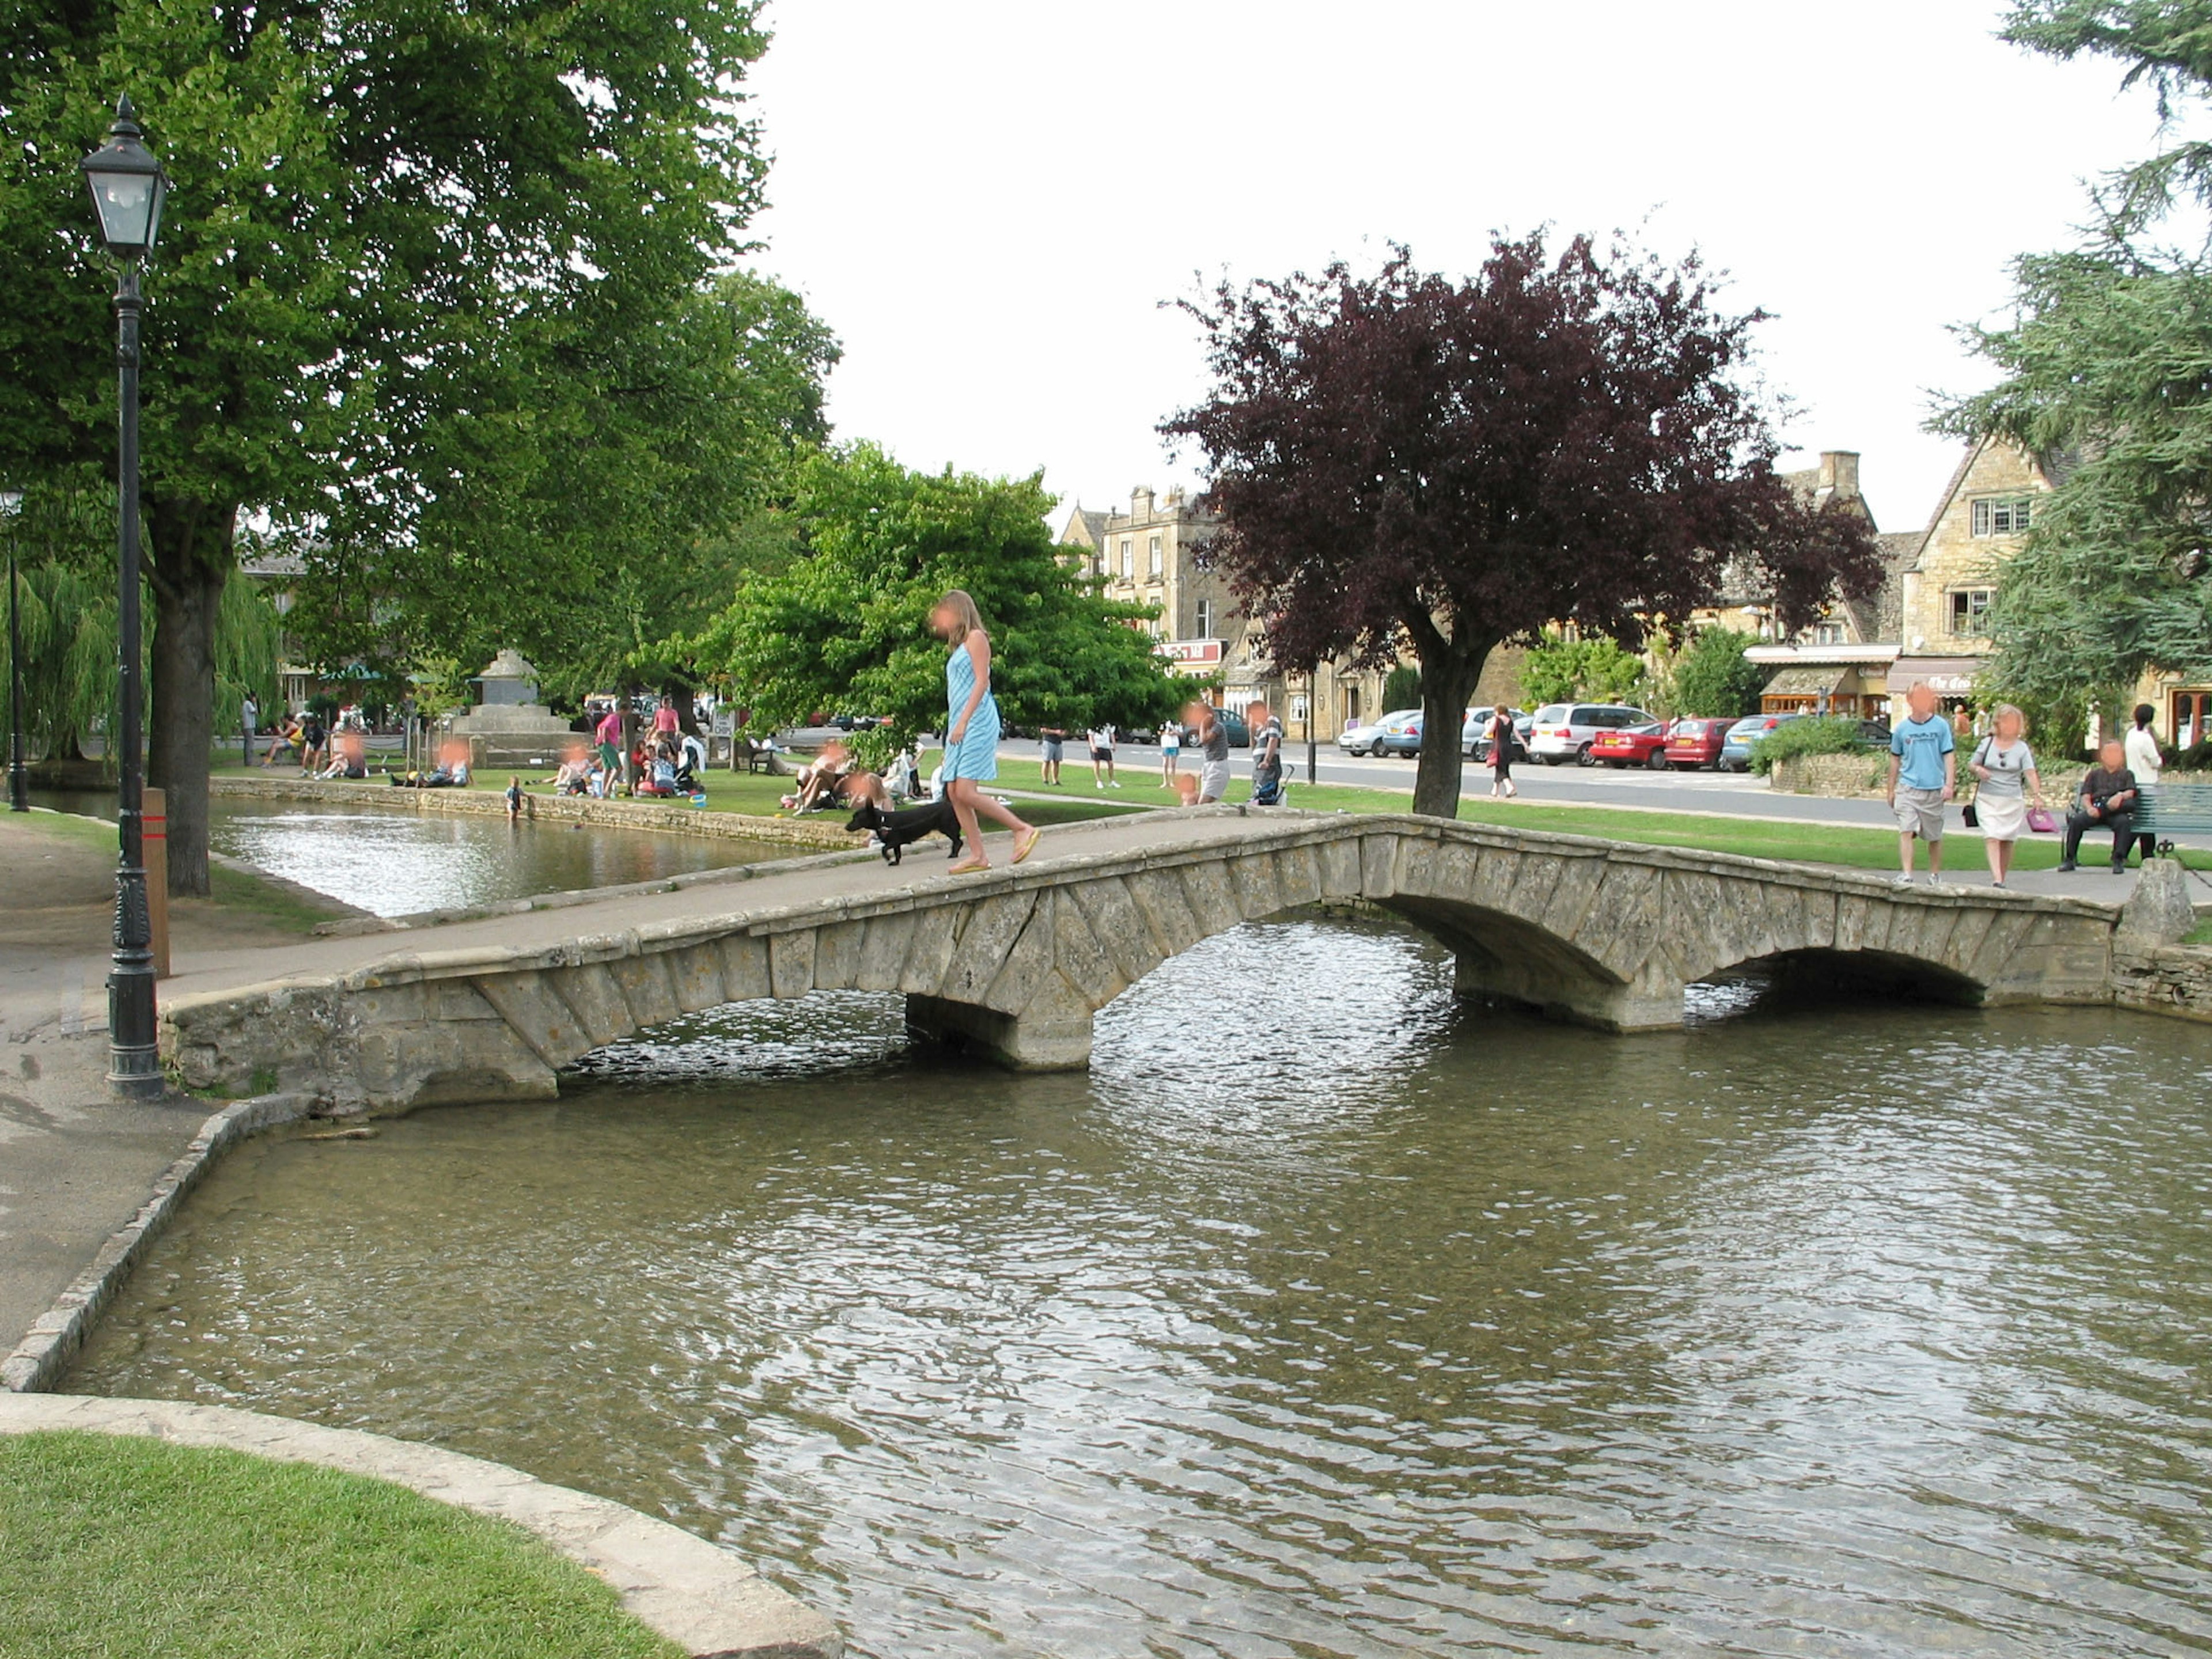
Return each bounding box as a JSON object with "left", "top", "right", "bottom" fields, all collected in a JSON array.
[
  {"left": 1486, "top": 706, "right": 1518, "bottom": 799},
  {"left": 1159, "top": 719, "right": 1181, "bottom": 786},
  {"left": 2058, "top": 738, "right": 2141, "bottom": 874},
  {"left": 1087, "top": 723, "right": 1119, "bottom": 789},
  {"left": 2124, "top": 703, "right": 2163, "bottom": 866},
  {"left": 1191, "top": 700, "right": 1232, "bottom": 804},
  {"left": 933, "top": 590, "right": 1039, "bottom": 874},
  {"left": 1966, "top": 704, "right": 2046, "bottom": 889},
  {"left": 1040, "top": 725, "right": 1066, "bottom": 786},
  {"left": 1247, "top": 699, "right": 1285, "bottom": 805},
  {"left": 1885, "top": 681, "right": 1956, "bottom": 883}
]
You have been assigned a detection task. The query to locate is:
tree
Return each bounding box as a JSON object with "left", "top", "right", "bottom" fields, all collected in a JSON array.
[
  {"left": 1665, "top": 627, "right": 1767, "bottom": 718},
  {"left": 1380, "top": 665, "right": 1422, "bottom": 712},
  {"left": 691, "top": 445, "right": 1181, "bottom": 759},
  {"left": 0, "top": 0, "right": 770, "bottom": 891},
  {"left": 1162, "top": 236, "right": 1882, "bottom": 817},
  {"left": 1937, "top": 4, "right": 2212, "bottom": 728},
  {"left": 1521, "top": 631, "right": 1647, "bottom": 707}
]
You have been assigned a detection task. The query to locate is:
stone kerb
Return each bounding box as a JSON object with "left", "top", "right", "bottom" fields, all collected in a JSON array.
[
  {"left": 0, "top": 1393, "right": 841, "bottom": 1659},
  {"left": 162, "top": 812, "right": 2137, "bottom": 1107}
]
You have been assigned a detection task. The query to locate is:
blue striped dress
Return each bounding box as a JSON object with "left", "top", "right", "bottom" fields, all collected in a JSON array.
[{"left": 944, "top": 639, "right": 1000, "bottom": 782}]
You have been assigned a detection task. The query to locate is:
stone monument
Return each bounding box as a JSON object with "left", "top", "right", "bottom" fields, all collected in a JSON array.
[{"left": 447, "top": 650, "right": 578, "bottom": 771}]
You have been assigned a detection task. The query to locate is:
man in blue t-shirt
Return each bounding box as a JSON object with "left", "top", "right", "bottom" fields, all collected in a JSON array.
[{"left": 1885, "top": 681, "right": 1957, "bottom": 882}]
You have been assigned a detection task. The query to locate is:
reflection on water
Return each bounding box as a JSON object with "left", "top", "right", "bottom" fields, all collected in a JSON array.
[
  {"left": 70, "top": 916, "right": 2212, "bottom": 1657},
  {"left": 36, "top": 791, "right": 794, "bottom": 917}
]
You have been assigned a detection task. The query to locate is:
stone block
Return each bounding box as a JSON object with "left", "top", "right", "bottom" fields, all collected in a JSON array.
[
  {"left": 1535, "top": 854, "right": 1607, "bottom": 945},
  {"left": 547, "top": 961, "right": 635, "bottom": 1049},
  {"left": 1122, "top": 866, "right": 1202, "bottom": 957},
  {"left": 1049, "top": 888, "right": 1126, "bottom": 1009},
  {"left": 907, "top": 989, "right": 1093, "bottom": 1071},
  {"left": 2122, "top": 858, "right": 2196, "bottom": 943},
  {"left": 813, "top": 920, "right": 868, "bottom": 991},
  {"left": 940, "top": 892, "right": 1037, "bottom": 1005},
  {"left": 1938, "top": 906, "right": 1996, "bottom": 978},
  {"left": 1567, "top": 862, "right": 1661, "bottom": 982},
  {"left": 1179, "top": 861, "right": 1244, "bottom": 942},
  {"left": 982, "top": 893, "right": 1058, "bottom": 1015},
  {"left": 1834, "top": 892, "right": 1896, "bottom": 958},
  {"left": 1317, "top": 838, "right": 1362, "bottom": 902},
  {"left": 769, "top": 930, "right": 816, "bottom": 999},
  {"left": 1275, "top": 843, "right": 1324, "bottom": 910},
  {"left": 1359, "top": 834, "right": 1401, "bottom": 899},
  {"left": 1067, "top": 876, "right": 1166, "bottom": 987},
  {"left": 1227, "top": 851, "right": 1284, "bottom": 921},
  {"left": 897, "top": 906, "right": 963, "bottom": 995},
  {"left": 473, "top": 972, "right": 589, "bottom": 1069},
  {"left": 608, "top": 955, "right": 682, "bottom": 1029},
  {"left": 664, "top": 943, "right": 727, "bottom": 1015},
  {"left": 1964, "top": 909, "right": 2034, "bottom": 988},
  {"left": 717, "top": 934, "right": 771, "bottom": 1003},
  {"left": 854, "top": 912, "right": 918, "bottom": 992}
]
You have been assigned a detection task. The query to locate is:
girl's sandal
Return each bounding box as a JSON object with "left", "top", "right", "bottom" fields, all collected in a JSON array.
[
  {"left": 1012, "top": 828, "right": 1041, "bottom": 865},
  {"left": 947, "top": 857, "right": 991, "bottom": 876}
]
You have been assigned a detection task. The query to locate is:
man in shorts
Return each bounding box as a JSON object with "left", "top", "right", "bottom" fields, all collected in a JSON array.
[
  {"left": 1039, "top": 725, "right": 1066, "bottom": 786},
  {"left": 1190, "top": 700, "right": 1232, "bottom": 804},
  {"left": 1885, "top": 680, "right": 1956, "bottom": 883}
]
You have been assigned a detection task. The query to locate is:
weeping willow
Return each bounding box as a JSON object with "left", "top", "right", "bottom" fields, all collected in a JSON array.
[{"left": 2, "top": 487, "right": 283, "bottom": 768}]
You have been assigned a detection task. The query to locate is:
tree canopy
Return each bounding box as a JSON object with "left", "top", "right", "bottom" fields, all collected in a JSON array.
[
  {"left": 1939, "top": 1, "right": 2212, "bottom": 735},
  {"left": 1162, "top": 236, "right": 1881, "bottom": 815},
  {"left": 1664, "top": 627, "right": 1768, "bottom": 718},
  {"left": 1521, "top": 632, "right": 1649, "bottom": 708},
  {"left": 690, "top": 445, "right": 1181, "bottom": 760},
  {"left": 0, "top": 0, "right": 772, "bottom": 889}
]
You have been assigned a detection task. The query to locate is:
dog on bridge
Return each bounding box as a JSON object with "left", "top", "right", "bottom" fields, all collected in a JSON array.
[{"left": 844, "top": 797, "right": 964, "bottom": 867}]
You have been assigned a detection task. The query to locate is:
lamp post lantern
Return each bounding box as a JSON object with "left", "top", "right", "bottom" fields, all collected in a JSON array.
[
  {"left": 3, "top": 490, "right": 23, "bottom": 814},
  {"left": 82, "top": 95, "right": 170, "bottom": 1099}
]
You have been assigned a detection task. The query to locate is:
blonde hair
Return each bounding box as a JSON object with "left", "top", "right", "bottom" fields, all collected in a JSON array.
[
  {"left": 936, "top": 589, "right": 984, "bottom": 645},
  {"left": 1990, "top": 702, "right": 2028, "bottom": 737}
]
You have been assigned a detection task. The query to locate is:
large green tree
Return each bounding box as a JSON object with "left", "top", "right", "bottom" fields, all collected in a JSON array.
[
  {"left": 0, "top": 0, "right": 770, "bottom": 891},
  {"left": 1941, "top": 1, "right": 2212, "bottom": 727},
  {"left": 692, "top": 445, "right": 1182, "bottom": 757},
  {"left": 1665, "top": 627, "right": 1767, "bottom": 718}
]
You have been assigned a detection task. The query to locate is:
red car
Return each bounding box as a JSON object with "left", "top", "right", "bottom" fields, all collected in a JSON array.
[
  {"left": 1662, "top": 717, "right": 1729, "bottom": 770},
  {"left": 1589, "top": 721, "right": 1673, "bottom": 768}
]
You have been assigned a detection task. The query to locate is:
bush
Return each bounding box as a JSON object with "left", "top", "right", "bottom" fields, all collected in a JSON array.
[
  {"left": 1381, "top": 666, "right": 1423, "bottom": 711},
  {"left": 1748, "top": 716, "right": 1870, "bottom": 775},
  {"left": 1521, "top": 631, "right": 1646, "bottom": 706},
  {"left": 1665, "top": 627, "right": 1765, "bottom": 718}
]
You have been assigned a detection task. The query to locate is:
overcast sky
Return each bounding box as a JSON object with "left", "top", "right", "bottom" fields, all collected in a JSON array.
[{"left": 739, "top": 0, "right": 2162, "bottom": 537}]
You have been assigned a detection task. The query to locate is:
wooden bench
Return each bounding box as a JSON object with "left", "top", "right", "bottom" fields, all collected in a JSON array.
[{"left": 2135, "top": 781, "right": 2212, "bottom": 853}]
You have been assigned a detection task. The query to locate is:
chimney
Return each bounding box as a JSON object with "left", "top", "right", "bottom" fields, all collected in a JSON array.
[
  {"left": 1818, "top": 451, "right": 1861, "bottom": 505},
  {"left": 1132, "top": 485, "right": 1154, "bottom": 518}
]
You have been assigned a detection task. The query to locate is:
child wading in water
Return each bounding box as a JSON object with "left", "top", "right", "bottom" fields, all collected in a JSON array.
[{"left": 505, "top": 775, "right": 524, "bottom": 821}]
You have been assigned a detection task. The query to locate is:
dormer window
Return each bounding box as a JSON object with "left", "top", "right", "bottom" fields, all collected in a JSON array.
[{"left": 1970, "top": 497, "right": 2032, "bottom": 537}]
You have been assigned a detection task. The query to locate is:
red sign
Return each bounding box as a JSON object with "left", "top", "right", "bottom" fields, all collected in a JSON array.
[{"left": 1161, "top": 638, "right": 1222, "bottom": 666}]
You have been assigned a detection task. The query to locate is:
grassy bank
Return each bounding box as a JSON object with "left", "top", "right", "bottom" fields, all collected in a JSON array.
[{"left": 0, "top": 1430, "right": 680, "bottom": 1659}]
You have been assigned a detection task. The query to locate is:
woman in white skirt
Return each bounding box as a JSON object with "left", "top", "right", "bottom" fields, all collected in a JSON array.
[{"left": 1969, "top": 703, "right": 2048, "bottom": 888}]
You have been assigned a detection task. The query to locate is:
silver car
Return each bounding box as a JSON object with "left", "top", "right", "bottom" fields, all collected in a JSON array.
[{"left": 1526, "top": 702, "right": 1659, "bottom": 766}]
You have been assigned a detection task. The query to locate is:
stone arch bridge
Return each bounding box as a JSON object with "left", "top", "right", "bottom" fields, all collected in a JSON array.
[{"left": 164, "top": 810, "right": 2125, "bottom": 1112}]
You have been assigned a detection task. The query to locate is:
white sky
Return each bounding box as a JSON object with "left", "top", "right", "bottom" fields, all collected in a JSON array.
[{"left": 740, "top": 0, "right": 2164, "bottom": 537}]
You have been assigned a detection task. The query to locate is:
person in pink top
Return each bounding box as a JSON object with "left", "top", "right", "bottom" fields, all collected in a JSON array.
[
  {"left": 593, "top": 703, "right": 623, "bottom": 783},
  {"left": 652, "top": 695, "right": 680, "bottom": 741}
]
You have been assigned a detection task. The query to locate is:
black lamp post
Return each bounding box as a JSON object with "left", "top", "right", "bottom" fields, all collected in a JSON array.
[
  {"left": 82, "top": 96, "right": 169, "bottom": 1100},
  {"left": 3, "top": 490, "right": 23, "bottom": 814}
]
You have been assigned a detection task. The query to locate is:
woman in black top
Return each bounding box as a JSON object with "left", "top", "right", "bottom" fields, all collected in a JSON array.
[{"left": 1487, "top": 709, "right": 1518, "bottom": 799}]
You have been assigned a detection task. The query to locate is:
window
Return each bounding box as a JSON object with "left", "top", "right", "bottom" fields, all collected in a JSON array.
[
  {"left": 1813, "top": 620, "right": 1846, "bottom": 645},
  {"left": 1195, "top": 599, "right": 1214, "bottom": 639},
  {"left": 1948, "top": 587, "right": 1995, "bottom": 635},
  {"left": 1971, "top": 496, "right": 2033, "bottom": 537},
  {"left": 1119, "top": 538, "right": 1133, "bottom": 579},
  {"left": 1148, "top": 535, "right": 1163, "bottom": 577}
]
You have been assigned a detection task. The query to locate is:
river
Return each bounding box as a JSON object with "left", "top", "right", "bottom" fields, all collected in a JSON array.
[
  {"left": 35, "top": 791, "right": 794, "bottom": 916},
  {"left": 67, "top": 914, "right": 2212, "bottom": 1657}
]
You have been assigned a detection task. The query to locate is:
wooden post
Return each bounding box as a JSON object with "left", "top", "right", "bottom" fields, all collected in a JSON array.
[{"left": 142, "top": 785, "right": 169, "bottom": 979}]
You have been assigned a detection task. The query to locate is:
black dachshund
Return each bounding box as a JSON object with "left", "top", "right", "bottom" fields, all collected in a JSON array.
[{"left": 845, "top": 797, "right": 964, "bottom": 866}]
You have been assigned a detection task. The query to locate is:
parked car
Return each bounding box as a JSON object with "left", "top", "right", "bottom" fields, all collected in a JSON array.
[
  {"left": 1589, "top": 721, "right": 1675, "bottom": 768},
  {"left": 1185, "top": 708, "right": 1251, "bottom": 748},
  {"left": 1718, "top": 711, "right": 1803, "bottom": 772},
  {"left": 1662, "top": 717, "right": 1730, "bottom": 770},
  {"left": 1527, "top": 703, "right": 1659, "bottom": 766},
  {"left": 1460, "top": 705, "right": 1531, "bottom": 758},
  {"left": 1335, "top": 717, "right": 1385, "bottom": 757},
  {"left": 1369, "top": 709, "right": 1425, "bottom": 757}
]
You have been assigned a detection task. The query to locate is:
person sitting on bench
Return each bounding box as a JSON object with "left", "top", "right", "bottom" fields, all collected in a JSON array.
[{"left": 2058, "top": 738, "right": 2140, "bottom": 874}]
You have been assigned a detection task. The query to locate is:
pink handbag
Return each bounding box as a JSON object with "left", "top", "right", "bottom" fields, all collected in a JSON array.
[{"left": 2025, "top": 806, "right": 2058, "bottom": 834}]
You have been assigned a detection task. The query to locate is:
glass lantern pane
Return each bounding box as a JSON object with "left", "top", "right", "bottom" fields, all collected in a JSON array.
[{"left": 92, "top": 173, "right": 154, "bottom": 247}]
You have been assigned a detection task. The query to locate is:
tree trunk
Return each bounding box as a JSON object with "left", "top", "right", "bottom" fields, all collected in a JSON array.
[
  {"left": 145, "top": 499, "right": 237, "bottom": 898},
  {"left": 1410, "top": 649, "right": 1483, "bottom": 819}
]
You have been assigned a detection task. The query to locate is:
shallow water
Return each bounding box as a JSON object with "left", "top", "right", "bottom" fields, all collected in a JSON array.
[
  {"left": 36, "top": 791, "right": 793, "bottom": 917},
  {"left": 70, "top": 916, "right": 2212, "bottom": 1657}
]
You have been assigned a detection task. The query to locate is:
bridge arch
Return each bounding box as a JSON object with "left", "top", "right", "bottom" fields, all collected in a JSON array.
[{"left": 161, "top": 816, "right": 2123, "bottom": 1112}]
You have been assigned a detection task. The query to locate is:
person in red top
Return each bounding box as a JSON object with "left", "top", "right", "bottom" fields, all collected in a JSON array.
[{"left": 593, "top": 703, "right": 623, "bottom": 785}]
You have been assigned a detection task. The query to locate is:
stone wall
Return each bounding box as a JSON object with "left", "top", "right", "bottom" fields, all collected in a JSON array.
[{"left": 2112, "top": 941, "right": 2212, "bottom": 1021}]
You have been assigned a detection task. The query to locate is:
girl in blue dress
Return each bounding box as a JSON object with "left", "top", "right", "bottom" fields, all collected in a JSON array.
[{"left": 932, "top": 590, "right": 1040, "bottom": 873}]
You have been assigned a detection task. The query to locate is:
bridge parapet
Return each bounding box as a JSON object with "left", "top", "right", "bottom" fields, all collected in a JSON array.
[{"left": 161, "top": 813, "right": 2131, "bottom": 1113}]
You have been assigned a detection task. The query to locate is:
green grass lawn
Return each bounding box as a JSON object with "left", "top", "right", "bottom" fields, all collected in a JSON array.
[
  {"left": 0, "top": 1431, "right": 680, "bottom": 1659},
  {"left": 10, "top": 805, "right": 350, "bottom": 935}
]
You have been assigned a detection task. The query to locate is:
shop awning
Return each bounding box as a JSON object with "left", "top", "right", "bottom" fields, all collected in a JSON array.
[
  {"left": 1889, "top": 656, "right": 1983, "bottom": 696},
  {"left": 1761, "top": 666, "right": 1861, "bottom": 698}
]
